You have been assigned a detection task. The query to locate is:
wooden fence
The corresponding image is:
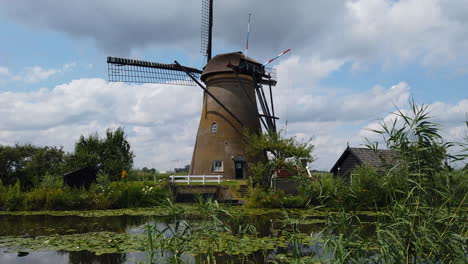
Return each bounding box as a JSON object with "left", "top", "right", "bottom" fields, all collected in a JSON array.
[{"left": 169, "top": 175, "right": 223, "bottom": 185}]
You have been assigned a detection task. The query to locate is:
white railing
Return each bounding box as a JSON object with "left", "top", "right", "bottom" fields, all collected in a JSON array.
[{"left": 169, "top": 175, "right": 223, "bottom": 185}]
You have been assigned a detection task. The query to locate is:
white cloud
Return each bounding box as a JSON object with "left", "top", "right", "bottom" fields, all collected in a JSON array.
[
  {"left": 337, "top": 0, "right": 468, "bottom": 68},
  {"left": 0, "top": 77, "right": 465, "bottom": 171},
  {"left": 355, "top": 99, "right": 468, "bottom": 168},
  {"left": 0, "top": 66, "right": 10, "bottom": 76},
  {"left": 0, "top": 78, "right": 202, "bottom": 170},
  {"left": 11, "top": 63, "right": 76, "bottom": 83},
  {"left": 273, "top": 75, "right": 411, "bottom": 124},
  {"left": 13, "top": 66, "right": 60, "bottom": 83},
  {"left": 275, "top": 84, "right": 467, "bottom": 171},
  {"left": 430, "top": 99, "right": 468, "bottom": 124},
  {"left": 276, "top": 55, "right": 345, "bottom": 86}
]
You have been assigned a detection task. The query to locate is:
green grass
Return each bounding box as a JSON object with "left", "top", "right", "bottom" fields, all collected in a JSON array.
[{"left": 0, "top": 181, "right": 171, "bottom": 211}]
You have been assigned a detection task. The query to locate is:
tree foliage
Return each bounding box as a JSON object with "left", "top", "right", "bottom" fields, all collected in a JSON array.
[
  {"left": 0, "top": 144, "right": 65, "bottom": 189},
  {"left": 68, "top": 127, "right": 134, "bottom": 181},
  {"left": 0, "top": 127, "right": 134, "bottom": 188},
  {"left": 243, "top": 130, "right": 314, "bottom": 188}
]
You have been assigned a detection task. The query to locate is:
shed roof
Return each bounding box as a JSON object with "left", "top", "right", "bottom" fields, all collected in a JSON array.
[
  {"left": 63, "top": 167, "right": 96, "bottom": 176},
  {"left": 201, "top": 51, "right": 262, "bottom": 81},
  {"left": 330, "top": 147, "right": 399, "bottom": 172}
]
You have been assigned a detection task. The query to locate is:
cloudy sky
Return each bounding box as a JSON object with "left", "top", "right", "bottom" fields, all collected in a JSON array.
[{"left": 0, "top": 0, "right": 467, "bottom": 171}]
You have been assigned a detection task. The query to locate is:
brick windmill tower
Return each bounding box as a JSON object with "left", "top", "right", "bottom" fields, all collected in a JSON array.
[{"left": 107, "top": 0, "right": 281, "bottom": 179}]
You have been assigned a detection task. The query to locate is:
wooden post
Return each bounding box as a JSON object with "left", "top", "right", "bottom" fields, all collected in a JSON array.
[
  {"left": 218, "top": 175, "right": 221, "bottom": 184},
  {"left": 202, "top": 175, "right": 205, "bottom": 185},
  {"left": 187, "top": 175, "right": 190, "bottom": 185}
]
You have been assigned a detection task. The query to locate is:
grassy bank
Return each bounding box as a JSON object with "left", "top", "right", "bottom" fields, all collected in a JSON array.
[
  {"left": 0, "top": 180, "right": 170, "bottom": 211},
  {"left": 246, "top": 168, "right": 467, "bottom": 210}
]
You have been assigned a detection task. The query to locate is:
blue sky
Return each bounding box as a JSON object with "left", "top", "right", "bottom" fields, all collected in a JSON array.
[{"left": 0, "top": 0, "right": 467, "bottom": 171}]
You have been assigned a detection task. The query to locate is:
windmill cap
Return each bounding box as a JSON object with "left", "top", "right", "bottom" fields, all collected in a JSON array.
[{"left": 201, "top": 51, "right": 262, "bottom": 82}]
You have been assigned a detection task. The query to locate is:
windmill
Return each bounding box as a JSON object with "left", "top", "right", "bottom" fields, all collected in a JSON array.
[{"left": 107, "top": 0, "right": 284, "bottom": 179}]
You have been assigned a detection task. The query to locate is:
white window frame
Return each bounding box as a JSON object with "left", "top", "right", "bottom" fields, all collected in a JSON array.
[
  {"left": 211, "top": 123, "right": 217, "bottom": 134},
  {"left": 212, "top": 160, "right": 223, "bottom": 172}
]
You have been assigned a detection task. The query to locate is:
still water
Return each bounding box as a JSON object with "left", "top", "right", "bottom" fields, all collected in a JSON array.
[
  {"left": 0, "top": 208, "right": 375, "bottom": 263},
  {"left": 0, "top": 214, "right": 150, "bottom": 263}
]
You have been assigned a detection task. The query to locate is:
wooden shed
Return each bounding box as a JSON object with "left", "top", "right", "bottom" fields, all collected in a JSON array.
[
  {"left": 63, "top": 167, "right": 97, "bottom": 189},
  {"left": 330, "top": 147, "right": 398, "bottom": 180}
]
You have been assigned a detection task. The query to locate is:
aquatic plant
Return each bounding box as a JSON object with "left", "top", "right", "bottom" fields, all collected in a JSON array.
[
  {"left": 318, "top": 101, "right": 468, "bottom": 263},
  {"left": 320, "top": 184, "right": 468, "bottom": 263}
]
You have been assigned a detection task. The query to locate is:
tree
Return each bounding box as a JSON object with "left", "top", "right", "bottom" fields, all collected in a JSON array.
[
  {"left": 243, "top": 130, "right": 314, "bottom": 188},
  {"left": 23, "top": 146, "right": 66, "bottom": 187},
  {"left": 101, "top": 128, "right": 134, "bottom": 179},
  {"left": 71, "top": 133, "right": 102, "bottom": 170},
  {"left": 0, "top": 145, "right": 25, "bottom": 186},
  {"left": 0, "top": 144, "right": 66, "bottom": 189},
  {"left": 69, "top": 127, "right": 134, "bottom": 181}
]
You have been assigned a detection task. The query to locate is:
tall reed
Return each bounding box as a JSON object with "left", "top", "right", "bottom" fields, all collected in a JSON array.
[{"left": 319, "top": 101, "right": 468, "bottom": 263}]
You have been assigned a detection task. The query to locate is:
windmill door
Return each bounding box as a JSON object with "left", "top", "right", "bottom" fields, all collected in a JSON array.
[{"left": 235, "top": 161, "right": 244, "bottom": 179}]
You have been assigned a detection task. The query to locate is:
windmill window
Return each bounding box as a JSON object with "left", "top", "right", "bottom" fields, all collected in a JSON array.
[
  {"left": 212, "top": 160, "right": 223, "bottom": 172},
  {"left": 211, "top": 123, "right": 217, "bottom": 134}
]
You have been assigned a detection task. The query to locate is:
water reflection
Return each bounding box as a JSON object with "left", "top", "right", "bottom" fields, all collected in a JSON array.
[
  {"left": 64, "top": 250, "right": 127, "bottom": 264},
  {"left": 0, "top": 215, "right": 150, "bottom": 237},
  {"left": 0, "top": 210, "right": 378, "bottom": 264},
  {"left": 0, "top": 249, "right": 135, "bottom": 264},
  {"left": 0, "top": 250, "right": 69, "bottom": 264}
]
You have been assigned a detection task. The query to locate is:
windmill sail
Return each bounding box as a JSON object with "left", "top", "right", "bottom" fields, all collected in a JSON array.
[
  {"left": 201, "top": 0, "right": 213, "bottom": 61},
  {"left": 107, "top": 56, "right": 202, "bottom": 86}
]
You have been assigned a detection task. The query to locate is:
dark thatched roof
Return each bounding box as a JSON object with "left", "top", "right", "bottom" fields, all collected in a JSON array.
[{"left": 330, "top": 147, "right": 399, "bottom": 173}]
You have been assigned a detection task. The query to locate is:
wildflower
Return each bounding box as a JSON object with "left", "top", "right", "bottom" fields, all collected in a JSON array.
[{"left": 121, "top": 170, "right": 128, "bottom": 179}]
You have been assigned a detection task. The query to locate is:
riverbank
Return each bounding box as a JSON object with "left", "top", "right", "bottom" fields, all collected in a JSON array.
[
  {"left": 0, "top": 181, "right": 169, "bottom": 211},
  {"left": 2, "top": 168, "right": 466, "bottom": 212}
]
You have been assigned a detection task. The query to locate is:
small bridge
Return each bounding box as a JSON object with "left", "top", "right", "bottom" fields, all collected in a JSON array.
[{"left": 168, "top": 175, "right": 247, "bottom": 203}]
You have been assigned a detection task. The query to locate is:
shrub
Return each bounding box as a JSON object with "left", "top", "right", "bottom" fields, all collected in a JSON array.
[
  {"left": 301, "top": 174, "right": 347, "bottom": 208},
  {"left": 45, "top": 187, "right": 69, "bottom": 210},
  {"left": 348, "top": 165, "right": 385, "bottom": 209},
  {"left": 22, "top": 188, "right": 47, "bottom": 210},
  {"left": 39, "top": 173, "right": 63, "bottom": 189},
  {"left": 114, "top": 181, "right": 143, "bottom": 208},
  {"left": 0, "top": 180, "right": 171, "bottom": 211},
  {"left": 246, "top": 188, "right": 308, "bottom": 208},
  {"left": 0, "top": 182, "right": 23, "bottom": 210}
]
